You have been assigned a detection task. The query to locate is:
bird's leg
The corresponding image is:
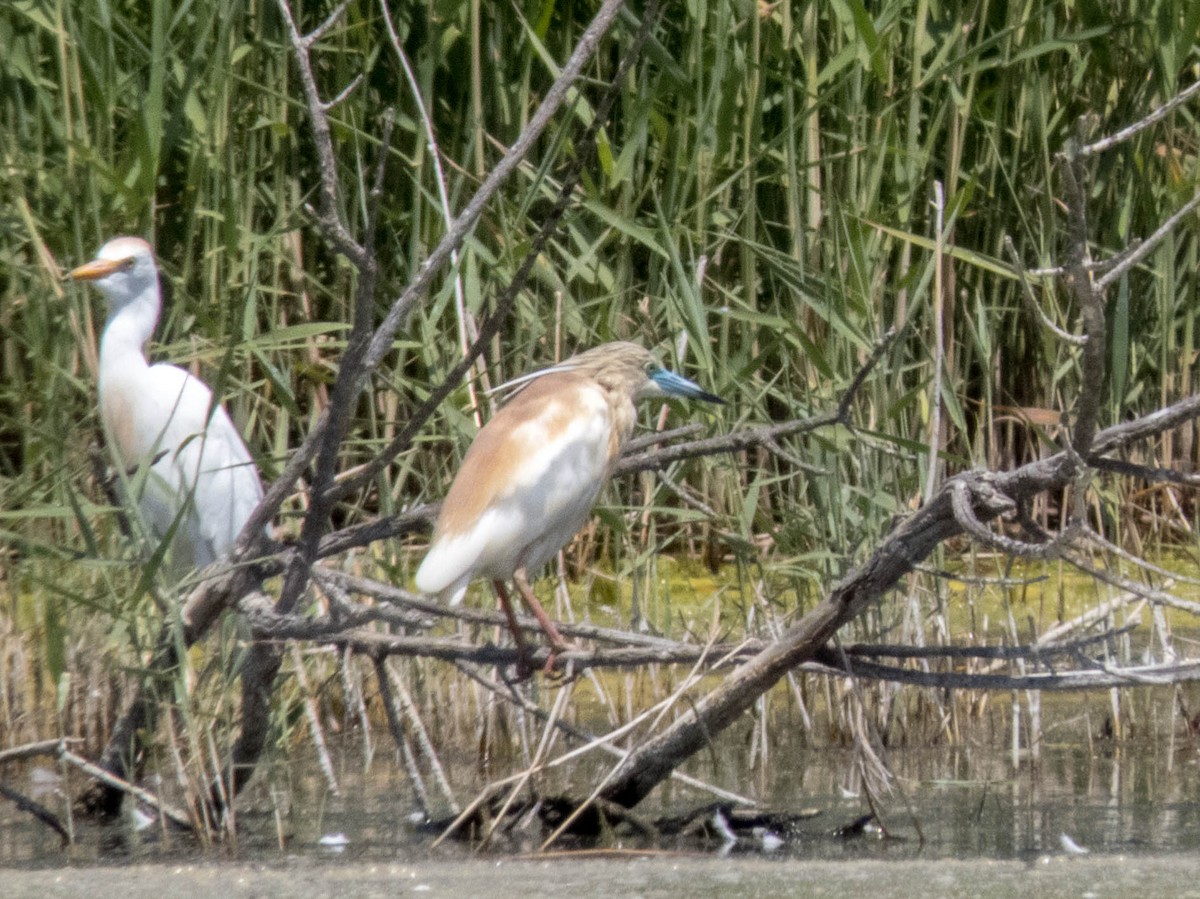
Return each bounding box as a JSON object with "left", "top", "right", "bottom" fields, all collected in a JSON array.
[
  {"left": 492, "top": 579, "right": 534, "bottom": 679},
  {"left": 512, "top": 568, "right": 575, "bottom": 673}
]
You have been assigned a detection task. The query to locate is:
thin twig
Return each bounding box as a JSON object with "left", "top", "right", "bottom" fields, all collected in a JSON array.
[
  {"left": 1003, "top": 236, "right": 1086, "bottom": 345},
  {"left": 373, "top": 656, "right": 431, "bottom": 817},
  {"left": 1080, "top": 524, "right": 1200, "bottom": 588},
  {"left": 1078, "top": 79, "right": 1200, "bottom": 157},
  {"left": 453, "top": 662, "right": 753, "bottom": 805},
  {"left": 1095, "top": 191, "right": 1200, "bottom": 291},
  {"left": 381, "top": 657, "right": 460, "bottom": 814},
  {"left": 0, "top": 783, "right": 69, "bottom": 847},
  {"left": 0, "top": 738, "right": 81, "bottom": 765},
  {"left": 289, "top": 643, "right": 340, "bottom": 797},
  {"left": 1062, "top": 549, "right": 1200, "bottom": 616},
  {"left": 329, "top": 0, "right": 658, "bottom": 503},
  {"left": 61, "top": 749, "right": 192, "bottom": 830},
  {"left": 814, "top": 653, "right": 1200, "bottom": 690},
  {"left": 379, "top": 0, "right": 486, "bottom": 426}
]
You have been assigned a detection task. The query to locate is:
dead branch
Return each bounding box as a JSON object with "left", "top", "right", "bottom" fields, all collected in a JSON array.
[
  {"left": 318, "top": 568, "right": 718, "bottom": 650},
  {"left": 63, "top": 749, "right": 192, "bottom": 830},
  {"left": 591, "top": 131, "right": 1200, "bottom": 805},
  {"left": 1094, "top": 191, "right": 1200, "bottom": 290},
  {"left": 844, "top": 625, "right": 1136, "bottom": 661},
  {"left": 1078, "top": 79, "right": 1200, "bottom": 157},
  {"left": 1059, "top": 127, "right": 1105, "bottom": 458},
  {"left": 328, "top": 0, "right": 664, "bottom": 505},
  {"left": 0, "top": 738, "right": 81, "bottom": 765},
  {"left": 1090, "top": 456, "right": 1200, "bottom": 486},
  {"left": 0, "top": 783, "right": 68, "bottom": 848},
  {"left": 810, "top": 651, "right": 1200, "bottom": 690}
]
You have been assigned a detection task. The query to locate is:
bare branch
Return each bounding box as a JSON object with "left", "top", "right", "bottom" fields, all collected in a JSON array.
[
  {"left": 813, "top": 652, "right": 1200, "bottom": 690},
  {"left": 1090, "top": 455, "right": 1200, "bottom": 486},
  {"left": 0, "top": 738, "right": 81, "bottom": 765},
  {"left": 303, "top": 0, "right": 352, "bottom": 48},
  {"left": 1003, "top": 236, "right": 1086, "bottom": 345},
  {"left": 273, "top": 0, "right": 363, "bottom": 261},
  {"left": 379, "top": 0, "right": 486, "bottom": 427},
  {"left": 328, "top": 0, "right": 658, "bottom": 503},
  {"left": 1062, "top": 549, "right": 1200, "bottom": 617},
  {"left": 1078, "top": 79, "right": 1200, "bottom": 157},
  {"left": 948, "top": 478, "right": 1076, "bottom": 560},
  {"left": 1095, "top": 191, "right": 1200, "bottom": 291},
  {"left": 1091, "top": 392, "right": 1200, "bottom": 455},
  {"left": 323, "top": 73, "right": 363, "bottom": 111},
  {"left": 62, "top": 749, "right": 192, "bottom": 830},
  {"left": 624, "top": 423, "right": 707, "bottom": 454},
  {"left": 1059, "top": 130, "right": 1106, "bottom": 457},
  {"left": 0, "top": 783, "right": 68, "bottom": 847},
  {"left": 1079, "top": 524, "right": 1200, "bottom": 588},
  {"left": 844, "top": 625, "right": 1136, "bottom": 661},
  {"left": 316, "top": 568, "right": 706, "bottom": 651},
  {"left": 836, "top": 328, "right": 897, "bottom": 424}
]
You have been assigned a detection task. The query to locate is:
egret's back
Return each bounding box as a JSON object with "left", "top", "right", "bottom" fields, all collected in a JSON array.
[{"left": 103, "top": 361, "right": 263, "bottom": 576}]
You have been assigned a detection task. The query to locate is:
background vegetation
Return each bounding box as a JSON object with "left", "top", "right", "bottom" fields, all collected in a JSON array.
[{"left": 1, "top": 0, "right": 1199, "bottom": 768}]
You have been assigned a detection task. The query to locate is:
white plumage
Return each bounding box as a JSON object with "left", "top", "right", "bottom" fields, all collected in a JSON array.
[{"left": 72, "top": 236, "right": 263, "bottom": 580}]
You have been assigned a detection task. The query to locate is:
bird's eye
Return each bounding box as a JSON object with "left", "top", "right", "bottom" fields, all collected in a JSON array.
[{"left": 119, "top": 257, "right": 136, "bottom": 271}]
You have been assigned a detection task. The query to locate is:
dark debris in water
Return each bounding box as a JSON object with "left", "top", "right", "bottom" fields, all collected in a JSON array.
[{"left": 420, "top": 794, "right": 889, "bottom": 856}]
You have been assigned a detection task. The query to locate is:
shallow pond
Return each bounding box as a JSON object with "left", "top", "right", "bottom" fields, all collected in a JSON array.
[{"left": 4, "top": 726, "right": 1200, "bottom": 866}]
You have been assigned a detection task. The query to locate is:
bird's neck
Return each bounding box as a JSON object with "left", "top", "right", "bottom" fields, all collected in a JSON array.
[
  {"left": 607, "top": 392, "right": 638, "bottom": 462},
  {"left": 99, "top": 294, "right": 158, "bottom": 375}
]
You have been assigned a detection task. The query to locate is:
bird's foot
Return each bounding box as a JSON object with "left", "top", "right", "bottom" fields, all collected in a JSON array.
[
  {"left": 541, "top": 638, "right": 581, "bottom": 679},
  {"left": 506, "top": 640, "right": 579, "bottom": 681}
]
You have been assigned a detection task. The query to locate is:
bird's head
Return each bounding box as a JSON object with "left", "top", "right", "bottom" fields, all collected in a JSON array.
[
  {"left": 565, "top": 341, "right": 724, "bottom": 405},
  {"left": 69, "top": 236, "right": 159, "bottom": 313}
]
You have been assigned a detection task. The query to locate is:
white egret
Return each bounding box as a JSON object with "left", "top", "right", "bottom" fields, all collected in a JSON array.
[{"left": 71, "top": 237, "right": 263, "bottom": 580}]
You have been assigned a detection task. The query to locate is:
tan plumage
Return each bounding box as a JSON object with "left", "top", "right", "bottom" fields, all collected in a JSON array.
[{"left": 416, "top": 341, "right": 721, "bottom": 666}]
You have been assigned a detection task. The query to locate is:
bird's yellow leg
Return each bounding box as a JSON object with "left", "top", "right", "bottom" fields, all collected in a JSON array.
[{"left": 512, "top": 568, "right": 575, "bottom": 673}]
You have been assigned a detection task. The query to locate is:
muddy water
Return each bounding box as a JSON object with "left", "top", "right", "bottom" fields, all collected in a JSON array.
[
  {"left": 5, "top": 734, "right": 1200, "bottom": 873},
  {"left": 5, "top": 678, "right": 1200, "bottom": 899}
]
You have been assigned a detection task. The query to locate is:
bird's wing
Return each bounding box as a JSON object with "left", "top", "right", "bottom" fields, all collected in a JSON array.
[
  {"left": 181, "top": 404, "right": 264, "bottom": 564},
  {"left": 124, "top": 364, "right": 262, "bottom": 566},
  {"left": 416, "top": 376, "right": 612, "bottom": 597}
]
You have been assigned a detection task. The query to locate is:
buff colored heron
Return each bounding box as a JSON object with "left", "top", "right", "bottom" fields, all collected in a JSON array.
[
  {"left": 415, "top": 341, "right": 722, "bottom": 670},
  {"left": 70, "top": 236, "right": 263, "bottom": 580}
]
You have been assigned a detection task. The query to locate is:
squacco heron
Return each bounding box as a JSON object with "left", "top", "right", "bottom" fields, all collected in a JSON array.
[{"left": 415, "top": 341, "right": 722, "bottom": 670}]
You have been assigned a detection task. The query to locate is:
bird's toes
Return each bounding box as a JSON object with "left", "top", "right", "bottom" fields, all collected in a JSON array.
[{"left": 542, "top": 640, "right": 582, "bottom": 679}]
